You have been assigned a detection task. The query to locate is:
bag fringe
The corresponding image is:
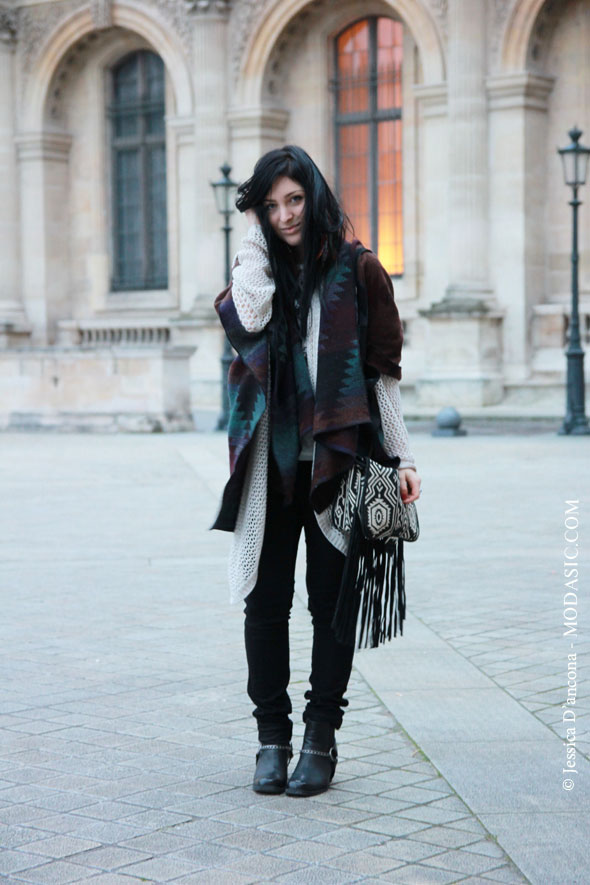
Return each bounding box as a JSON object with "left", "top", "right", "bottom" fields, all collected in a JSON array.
[{"left": 332, "top": 515, "right": 406, "bottom": 649}]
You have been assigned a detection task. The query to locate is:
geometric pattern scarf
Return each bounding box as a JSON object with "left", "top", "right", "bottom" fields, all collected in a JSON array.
[
  {"left": 212, "top": 237, "right": 402, "bottom": 533},
  {"left": 270, "top": 238, "right": 372, "bottom": 511}
]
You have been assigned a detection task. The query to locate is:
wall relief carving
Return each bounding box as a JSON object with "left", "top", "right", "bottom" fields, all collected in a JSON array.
[
  {"left": 527, "top": 0, "right": 562, "bottom": 70},
  {"left": 0, "top": 4, "right": 17, "bottom": 43},
  {"left": 18, "top": 0, "right": 84, "bottom": 73},
  {"left": 184, "top": 0, "right": 232, "bottom": 11},
  {"left": 17, "top": 0, "right": 198, "bottom": 80},
  {"left": 488, "top": 0, "right": 517, "bottom": 70},
  {"left": 91, "top": 0, "right": 112, "bottom": 29},
  {"left": 426, "top": 0, "right": 448, "bottom": 43}
]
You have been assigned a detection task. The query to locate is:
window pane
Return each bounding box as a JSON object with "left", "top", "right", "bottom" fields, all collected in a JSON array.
[
  {"left": 145, "top": 53, "right": 165, "bottom": 101},
  {"left": 146, "top": 145, "right": 168, "bottom": 286},
  {"left": 115, "top": 149, "right": 142, "bottom": 286},
  {"left": 335, "top": 16, "right": 404, "bottom": 275},
  {"left": 377, "top": 119, "right": 403, "bottom": 275},
  {"left": 114, "top": 112, "right": 138, "bottom": 138},
  {"left": 110, "top": 50, "right": 168, "bottom": 291},
  {"left": 114, "top": 55, "right": 139, "bottom": 104},
  {"left": 377, "top": 18, "right": 403, "bottom": 110},
  {"left": 336, "top": 20, "right": 369, "bottom": 114},
  {"left": 145, "top": 111, "right": 165, "bottom": 136},
  {"left": 339, "top": 124, "right": 370, "bottom": 247}
]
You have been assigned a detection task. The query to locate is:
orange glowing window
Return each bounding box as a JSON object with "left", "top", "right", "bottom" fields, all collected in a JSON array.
[{"left": 335, "top": 17, "right": 403, "bottom": 276}]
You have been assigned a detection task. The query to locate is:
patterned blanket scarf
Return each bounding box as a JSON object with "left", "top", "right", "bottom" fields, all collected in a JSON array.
[{"left": 212, "top": 239, "right": 402, "bottom": 531}]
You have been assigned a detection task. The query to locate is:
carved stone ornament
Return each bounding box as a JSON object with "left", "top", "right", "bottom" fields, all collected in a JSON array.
[
  {"left": 184, "top": 0, "right": 232, "bottom": 12},
  {"left": 527, "top": 0, "right": 561, "bottom": 69},
  {"left": 17, "top": 0, "right": 83, "bottom": 73},
  {"left": 488, "top": 0, "right": 517, "bottom": 71},
  {"left": 90, "top": 0, "right": 112, "bottom": 29},
  {"left": 18, "top": 0, "right": 199, "bottom": 76},
  {"left": 0, "top": 4, "right": 18, "bottom": 44},
  {"left": 229, "top": 0, "right": 328, "bottom": 87},
  {"left": 426, "top": 0, "right": 448, "bottom": 44}
]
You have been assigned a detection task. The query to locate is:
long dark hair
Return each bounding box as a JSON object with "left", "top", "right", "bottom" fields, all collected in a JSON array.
[{"left": 235, "top": 145, "right": 350, "bottom": 334}]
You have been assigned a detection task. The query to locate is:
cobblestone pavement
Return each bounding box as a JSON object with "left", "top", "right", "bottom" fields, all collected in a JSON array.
[{"left": 0, "top": 431, "right": 587, "bottom": 884}]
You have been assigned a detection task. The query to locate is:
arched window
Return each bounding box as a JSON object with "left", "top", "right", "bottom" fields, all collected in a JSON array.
[
  {"left": 109, "top": 50, "right": 168, "bottom": 291},
  {"left": 334, "top": 17, "right": 403, "bottom": 275}
]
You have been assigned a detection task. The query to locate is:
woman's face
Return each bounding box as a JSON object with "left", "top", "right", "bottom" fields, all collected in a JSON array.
[{"left": 263, "top": 176, "right": 305, "bottom": 248}]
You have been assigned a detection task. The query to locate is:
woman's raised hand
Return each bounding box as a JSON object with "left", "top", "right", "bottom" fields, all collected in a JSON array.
[
  {"left": 244, "top": 208, "right": 260, "bottom": 227},
  {"left": 398, "top": 468, "right": 421, "bottom": 504}
]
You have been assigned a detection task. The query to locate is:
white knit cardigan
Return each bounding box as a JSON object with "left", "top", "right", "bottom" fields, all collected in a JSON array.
[{"left": 227, "top": 225, "right": 416, "bottom": 603}]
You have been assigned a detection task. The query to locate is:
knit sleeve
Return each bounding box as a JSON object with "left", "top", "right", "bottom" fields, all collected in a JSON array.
[
  {"left": 231, "top": 225, "right": 275, "bottom": 333},
  {"left": 375, "top": 375, "right": 416, "bottom": 470}
]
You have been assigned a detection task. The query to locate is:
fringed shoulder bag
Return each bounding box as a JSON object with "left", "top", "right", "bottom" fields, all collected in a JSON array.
[{"left": 331, "top": 453, "right": 419, "bottom": 649}]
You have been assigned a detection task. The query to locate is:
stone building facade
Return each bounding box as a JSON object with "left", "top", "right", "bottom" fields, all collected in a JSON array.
[{"left": 1, "top": 0, "right": 589, "bottom": 429}]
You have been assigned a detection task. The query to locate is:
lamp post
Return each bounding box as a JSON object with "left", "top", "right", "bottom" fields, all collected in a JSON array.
[
  {"left": 210, "top": 163, "right": 238, "bottom": 431},
  {"left": 557, "top": 127, "right": 590, "bottom": 435}
]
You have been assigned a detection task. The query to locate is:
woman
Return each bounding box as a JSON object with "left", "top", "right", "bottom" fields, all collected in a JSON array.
[{"left": 213, "top": 145, "right": 421, "bottom": 797}]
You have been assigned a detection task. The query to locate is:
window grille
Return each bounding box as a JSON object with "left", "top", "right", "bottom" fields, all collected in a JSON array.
[
  {"left": 109, "top": 50, "right": 168, "bottom": 291},
  {"left": 334, "top": 17, "right": 404, "bottom": 276}
]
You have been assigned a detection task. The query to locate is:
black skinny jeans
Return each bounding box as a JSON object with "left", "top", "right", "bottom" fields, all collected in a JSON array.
[{"left": 244, "top": 460, "right": 355, "bottom": 744}]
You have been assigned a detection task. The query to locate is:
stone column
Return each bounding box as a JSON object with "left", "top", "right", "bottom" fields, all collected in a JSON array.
[
  {"left": 416, "top": 0, "right": 505, "bottom": 407},
  {"left": 487, "top": 73, "right": 555, "bottom": 383},
  {"left": 184, "top": 1, "right": 234, "bottom": 417},
  {"left": 0, "top": 12, "right": 30, "bottom": 345},
  {"left": 16, "top": 133, "right": 72, "bottom": 345},
  {"left": 189, "top": 1, "right": 232, "bottom": 301},
  {"left": 445, "top": 0, "right": 492, "bottom": 306}
]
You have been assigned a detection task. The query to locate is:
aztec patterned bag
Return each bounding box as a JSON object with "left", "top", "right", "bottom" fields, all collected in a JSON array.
[
  {"left": 331, "top": 456, "right": 420, "bottom": 650},
  {"left": 332, "top": 456, "right": 419, "bottom": 543}
]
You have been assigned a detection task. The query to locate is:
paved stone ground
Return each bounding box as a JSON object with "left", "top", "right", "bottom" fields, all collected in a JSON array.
[{"left": 0, "top": 430, "right": 587, "bottom": 884}]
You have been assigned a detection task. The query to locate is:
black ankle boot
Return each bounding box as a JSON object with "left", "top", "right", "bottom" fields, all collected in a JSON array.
[
  {"left": 252, "top": 743, "right": 293, "bottom": 794},
  {"left": 286, "top": 721, "right": 337, "bottom": 797}
]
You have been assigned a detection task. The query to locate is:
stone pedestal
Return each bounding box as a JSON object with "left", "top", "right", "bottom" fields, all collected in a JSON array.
[{"left": 416, "top": 303, "right": 505, "bottom": 406}]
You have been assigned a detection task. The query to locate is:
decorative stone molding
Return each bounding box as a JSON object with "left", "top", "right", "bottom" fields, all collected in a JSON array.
[
  {"left": 152, "top": 0, "right": 196, "bottom": 57},
  {"left": 58, "top": 319, "right": 171, "bottom": 347},
  {"left": 18, "top": 0, "right": 197, "bottom": 79},
  {"left": 263, "top": 1, "right": 326, "bottom": 99},
  {"left": 490, "top": 0, "right": 562, "bottom": 73},
  {"left": 486, "top": 71, "right": 555, "bottom": 112},
  {"left": 527, "top": 0, "right": 561, "bottom": 69},
  {"left": 425, "top": 0, "right": 448, "bottom": 43},
  {"left": 184, "top": 0, "right": 231, "bottom": 13},
  {"left": 90, "top": 0, "right": 113, "bottom": 30},
  {"left": 17, "top": 0, "right": 82, "bottom": 74},
  {"left": 229, "top": 0, "right": 325, "bottom": 86},
  {"left": 413, "top": 82, "right": 447, "bottom": 117},
  {"left": 166, "top": 114, "right": 196, "bottom": 146},
  {"left": 227, "top": 105, "right": 290, "bottom": 141},
  {"left": 46, "top": 29, "right": 113, "bottom": 123},
  {"left": 0, "top": 4, "right": 17, "bottom": 44},
  {"left": 15, "top": 131, "right": 73, "bottom": 163},
  {"left": 488, "top": 0, "right": 516, "bottom": 71},
  {"left": 229, "top": 0, "right": 270, "bottom": 84}
]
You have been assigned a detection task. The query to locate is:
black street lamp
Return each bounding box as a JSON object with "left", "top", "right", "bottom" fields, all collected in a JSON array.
[
  {"left": 210, "top": 163, "right": 238, "bottom": 432},
  {"left": 557, "top": 127, "right": 590, "bottom": 435}
]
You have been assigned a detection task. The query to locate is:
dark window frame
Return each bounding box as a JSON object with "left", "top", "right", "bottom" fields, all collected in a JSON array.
[
  {"left": 108, "top": 50, "right": 168, "bottom": 292},
  {"left": 333, "top": 16, "right": 403, "bottom": 278}
]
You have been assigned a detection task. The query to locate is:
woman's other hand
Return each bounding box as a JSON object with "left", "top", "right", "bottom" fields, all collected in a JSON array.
[
  {"left": 244, "top": 208, "right": 260, "bottom": 227},
  {"left": 399, "top": 468, "right": 421, "bottom": 504}
]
